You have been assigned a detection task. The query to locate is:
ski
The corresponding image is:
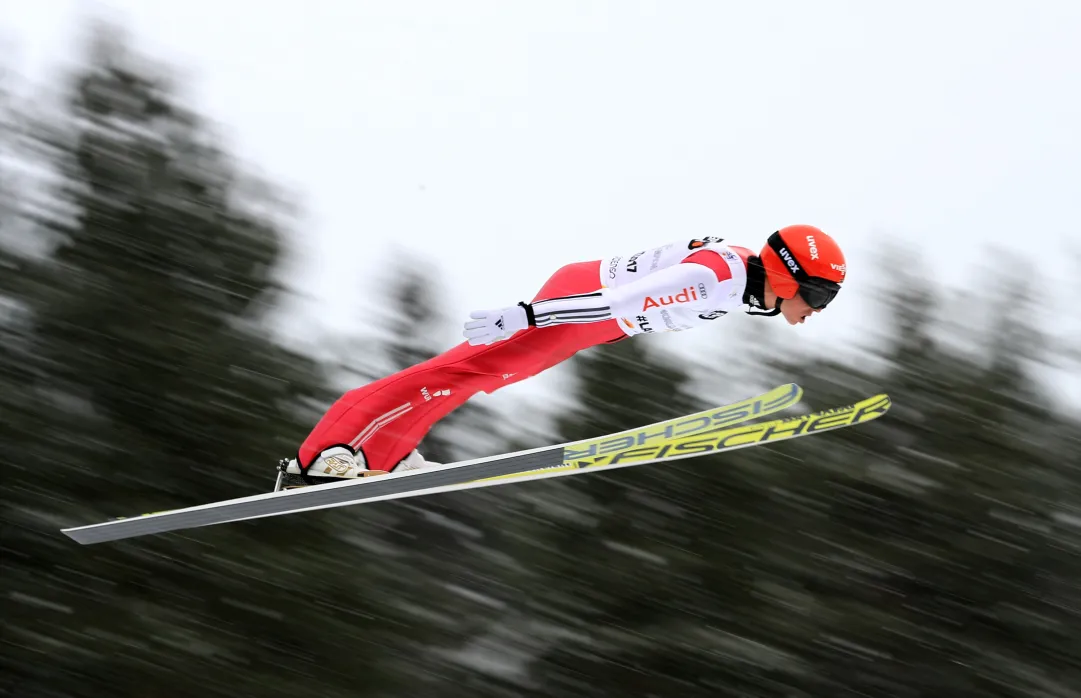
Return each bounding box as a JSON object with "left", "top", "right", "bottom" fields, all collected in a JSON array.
[
  {"left": 60, "top": 385, "right": 883, "bottom": 546},
  {"left": 61, "top": 384, "right": 800, "bottom": 544},
  {"left": 314, "top": 392, "right": 891, "bottom": 512}
]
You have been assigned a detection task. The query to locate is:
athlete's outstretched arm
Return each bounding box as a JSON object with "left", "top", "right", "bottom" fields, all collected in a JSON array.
[{"left": 463, "top": 254, "right": 728, "bottom": 346}]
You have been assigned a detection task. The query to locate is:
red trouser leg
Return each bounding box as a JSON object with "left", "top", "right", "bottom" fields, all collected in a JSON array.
[{"left": 296, "top": 261, "right": 626, "bottom": 472}]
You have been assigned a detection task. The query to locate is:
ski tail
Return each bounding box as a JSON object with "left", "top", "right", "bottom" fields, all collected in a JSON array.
[{"left": 60, "top": 383, "right": 803, "bottom": 544}]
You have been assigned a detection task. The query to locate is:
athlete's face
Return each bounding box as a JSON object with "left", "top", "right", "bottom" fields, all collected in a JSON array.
[{"left": 780, "top": 292, "right": 819, "bottom": 325}]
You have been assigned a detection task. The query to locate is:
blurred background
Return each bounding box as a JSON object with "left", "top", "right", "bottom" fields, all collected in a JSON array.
[{"left": 2, "top": 2, "right": 1080, "bottom": 697}]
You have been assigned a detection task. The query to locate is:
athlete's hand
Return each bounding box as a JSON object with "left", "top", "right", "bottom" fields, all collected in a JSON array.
[{"left": 463, "top": 303, "right": 531, "bottom": 345}]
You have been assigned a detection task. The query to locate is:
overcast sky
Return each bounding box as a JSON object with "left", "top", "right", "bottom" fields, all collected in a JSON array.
[{"left": 6, "top": 0, "right": 1080, "bottom": 409}]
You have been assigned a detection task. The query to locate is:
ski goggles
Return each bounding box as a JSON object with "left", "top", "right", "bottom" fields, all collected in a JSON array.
[
  {"left": 766, "top": 232, "right": 842, "bottom": 310},
  {"left": 794, "top": 276, "right": 841, "bottom": 310}
]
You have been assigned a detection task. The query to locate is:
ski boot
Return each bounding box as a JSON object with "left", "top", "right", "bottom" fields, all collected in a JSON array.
[
  {"left": 394, "top": 449, "right": 444, "bottom": 472},
  {"left": 274, "top": 446, "right": 386, "bottom": 491},
  {"left": 273, "top": 447, "right": 443, "bottom": 491}
]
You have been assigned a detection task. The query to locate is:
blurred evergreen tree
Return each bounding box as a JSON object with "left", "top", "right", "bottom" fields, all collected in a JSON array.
[
  {"left": 735, "top": 252, "right": 1081, "bottom": 697},
  {"left": 0, "top": 23, "right": 440, "bottom": 698}
]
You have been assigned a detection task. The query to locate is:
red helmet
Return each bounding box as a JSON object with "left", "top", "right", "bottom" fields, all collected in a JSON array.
[{"left": 759, "top": 225, "right": 846, "bottom": 309}]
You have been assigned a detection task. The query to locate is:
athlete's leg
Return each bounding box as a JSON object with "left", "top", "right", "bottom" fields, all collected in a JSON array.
[{"left": 295, "top": 261, "right": 626, "bottom": 474}]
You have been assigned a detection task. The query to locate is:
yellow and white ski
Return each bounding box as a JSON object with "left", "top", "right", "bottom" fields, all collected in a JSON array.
[{"left": 60, "top": 385, "right": 889, "bottom": 545}]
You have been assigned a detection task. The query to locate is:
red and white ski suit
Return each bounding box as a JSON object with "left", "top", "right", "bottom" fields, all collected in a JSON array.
[{"left": 297, "top": 237, "right": 754, "bottom": 472}]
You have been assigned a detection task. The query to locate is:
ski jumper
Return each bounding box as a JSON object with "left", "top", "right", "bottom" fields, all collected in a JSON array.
[{"left": 297, "top": 237, "right": 754, "bottom": 472}]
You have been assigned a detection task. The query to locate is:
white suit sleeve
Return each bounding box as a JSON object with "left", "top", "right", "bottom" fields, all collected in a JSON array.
[{"left": 528, "top": 262, "right": 720, "bottom": 327}]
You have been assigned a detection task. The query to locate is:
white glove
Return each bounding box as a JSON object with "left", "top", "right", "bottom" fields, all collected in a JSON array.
[{"left": 463, "top": 303, "right": 532, "bottom": 346}]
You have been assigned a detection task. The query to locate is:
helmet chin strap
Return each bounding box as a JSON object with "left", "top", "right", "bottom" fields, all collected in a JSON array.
[
  {"left": 743, "top": 256, "right": 782, "bottom": 317},
  {"left": 747, "top": 299, "right": 782, "bottom": 317}
]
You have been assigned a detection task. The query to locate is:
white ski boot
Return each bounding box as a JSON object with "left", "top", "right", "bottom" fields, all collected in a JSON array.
[
  {"left": 274, "top": 447, "right": 443, "bottom": 490},
  {"left": 395, "top": 449, "right": 444, "bottom": 471},
  {"left": 275, "top": 446, "right": 378, "bottom": 490}
]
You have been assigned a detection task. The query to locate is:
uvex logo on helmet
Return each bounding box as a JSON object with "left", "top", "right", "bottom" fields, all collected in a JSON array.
[{"left": 778, "top": 247, "right": 802, "bottom": 275}]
